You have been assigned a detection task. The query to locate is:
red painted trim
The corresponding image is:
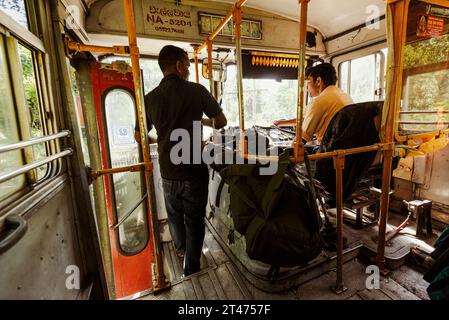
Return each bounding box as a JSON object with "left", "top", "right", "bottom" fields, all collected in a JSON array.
[{"left": 89, "top": 62, "right": 153, "bottom": 298}]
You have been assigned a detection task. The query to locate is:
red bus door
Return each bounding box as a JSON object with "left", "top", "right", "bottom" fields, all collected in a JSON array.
[{"left": 90, "top": 61, "right": 153, "bottom": 299}]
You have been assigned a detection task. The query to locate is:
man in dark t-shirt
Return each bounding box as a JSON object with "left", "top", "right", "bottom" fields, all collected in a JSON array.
[{"left": 136, "top": 45, "right": 227, "bottom": 277}]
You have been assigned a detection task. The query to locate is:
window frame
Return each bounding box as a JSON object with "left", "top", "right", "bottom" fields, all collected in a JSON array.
[
  {"left": 0, "top": 35, "right": 27, "bottom": 202},
  {"left": 397, "top": 0, "right": 449, "bottom": 135},
  {"left": 0, "top": 0, "right": 60, "bottom": 207},
  {"left": 399, "top": 62, "right": 449, "bottom": 133},
  {"left": 337, "top": 50, "right": 386, "bottom": 102},
  {"left": 0, "top": 6, "right": 45, "bottom": 53},
  {"left": 101, "top": 86, "right": 150, "bottom": 256}
]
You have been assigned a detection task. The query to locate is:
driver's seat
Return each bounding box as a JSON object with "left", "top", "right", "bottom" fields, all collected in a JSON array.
[{"left": 313, "top": 101, "right": 383, "bottom": 206}]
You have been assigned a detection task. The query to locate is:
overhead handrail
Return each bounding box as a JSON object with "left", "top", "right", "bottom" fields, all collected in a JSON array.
[
  {"left": 0, "top": 130, "right": 71, "bottom": 154},
  {"left": 0, "top": 149, "right": 73, "bottom": 184}
]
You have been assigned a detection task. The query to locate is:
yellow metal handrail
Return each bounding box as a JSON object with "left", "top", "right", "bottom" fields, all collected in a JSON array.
[{"left": 123, "top": 0, "right": 168, "bottom": 292}]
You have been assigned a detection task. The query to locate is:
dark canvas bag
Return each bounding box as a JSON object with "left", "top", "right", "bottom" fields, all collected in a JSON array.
[{"left": 220, "top": 150, "right": 323, "bottom": 267}]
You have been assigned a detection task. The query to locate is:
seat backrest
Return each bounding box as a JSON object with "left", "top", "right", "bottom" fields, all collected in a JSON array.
[{"left": 314, "top": 101, "right": 383, "bottom": 205}]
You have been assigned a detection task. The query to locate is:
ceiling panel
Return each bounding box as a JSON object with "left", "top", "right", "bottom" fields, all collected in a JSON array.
[
  {"left": 86, "top": 0, "right": 386, "bottom": 38},
  {"left": 188, "top": 0, "right": 386, "bottom": 38}
]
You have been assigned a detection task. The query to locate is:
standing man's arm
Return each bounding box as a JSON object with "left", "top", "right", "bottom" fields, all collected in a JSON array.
[
  {"left": 135, "top": 95, "right": 157, "bottom": 144},
  {"left": 201, "top": 112, "right": 227, "bottom": 129},
  {"left": 199, "top": 85, "right": 227, "bottom": 129}
]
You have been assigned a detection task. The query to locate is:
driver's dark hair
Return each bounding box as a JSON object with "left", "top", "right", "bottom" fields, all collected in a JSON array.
[
  {"left": 305, "top": 62, "right": 337, "bottom": 86},
  {"left": 158, "top": 45, "right": 188, "bottom": 71}
]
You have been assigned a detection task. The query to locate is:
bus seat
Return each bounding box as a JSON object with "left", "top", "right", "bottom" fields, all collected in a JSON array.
[{"left": 314, "top": 101, "right": 383, "bottom": 207}]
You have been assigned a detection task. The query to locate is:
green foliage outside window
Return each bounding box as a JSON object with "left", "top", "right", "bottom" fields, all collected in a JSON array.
[
  {"left": 401, "top": 34, "right": 449, "bottom": 132},
  {"left": 19, "top": 44, "right": 47, "bottom": 179}
]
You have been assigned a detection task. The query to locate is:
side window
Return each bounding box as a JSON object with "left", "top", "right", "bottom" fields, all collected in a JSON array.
[
  {"left": 222, "top": 64, "right": 297, "bottom": 127},
  {"left": 399, "top": 0, "right": 449, "bottom": 134},
  {"left": 18, "top": 43, "right": 47, "bottom": 179},
  {"left": 0, "top": 1, "right": 56, "bottom": 204},
  {"left": 0, "top": 0, "right": 28, "bottom": 29},
  {"left": 104, "top": 89, "right": 149, "bottom": 255},
  {"left": 0, "top": 37, "right": 26, "bottom": 201},
  {"left": 339, "top": 61, "right": 349, "bottom": 94},
  {"left": 339, "top": 51, "right": 385, "bottom": 103}
]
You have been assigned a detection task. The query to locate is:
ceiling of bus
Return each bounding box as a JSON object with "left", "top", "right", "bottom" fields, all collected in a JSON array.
[
  {"left": 207, "top": 0, "right": 387, "bottom": 38},
  {"left": 85, "top": 0, "right": 386, "bottom": 39}
]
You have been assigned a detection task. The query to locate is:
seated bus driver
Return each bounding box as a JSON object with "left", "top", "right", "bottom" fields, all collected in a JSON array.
[
  {"left": 273, "top": 63, "right": 353, "bottom": 144},
  {"left": 135, "top": 45, "right": 227, "bottom": 277}
]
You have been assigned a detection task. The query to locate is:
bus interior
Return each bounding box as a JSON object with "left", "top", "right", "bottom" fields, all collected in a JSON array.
[{"left": 0, "top": 0, "right": 449, "bottom": 300}]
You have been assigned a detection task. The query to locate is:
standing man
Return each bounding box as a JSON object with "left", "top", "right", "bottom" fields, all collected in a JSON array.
[
  {"left": 274, "top": 63, "right": 353, "bottom": 144},
  {"left": 136, "top": 45, "right": 227, "bottom": 277}
]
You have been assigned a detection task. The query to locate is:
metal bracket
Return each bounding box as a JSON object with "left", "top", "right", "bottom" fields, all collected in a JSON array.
[
  {"left": 333, "top": 283, "right": 348, "bottom": 295},
  {"left": 376, "top": 142, "right": 394, "bottom": 151},
  {"left": 64, "top": 36, "right": 130, "bottom": 56},
  {"left": 86, "top": 162, "right": 154, "bottom": 185},
  {"left": 332, "top": 150, "right": 346, "bottom": 170}
]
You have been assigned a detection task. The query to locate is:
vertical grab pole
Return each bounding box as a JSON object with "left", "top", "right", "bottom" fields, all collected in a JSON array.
[
  {"left": 294, "top": 0, "right": 309, "bottom": 163},
  {"left": 333, "top": 151, "right": 347, "bottom": 294},
  {"left": 376, "top": 0, "right": 408, "bottom": 273},
  {"left": 123, "top": 0, "right": 168, "bottom": 292},
  {"left": 234, "top": 5, "right": 246, "bottom": 156},
  {"left": 207, "top": 40, "right": 215, "bottom": 97},
  {"left": 207, "top": 40, "right": 217, "bottom": 140},
  {"left": 195, "top": 52, "right": 199, "bottom": 84},
  {"left": 194, "top": 47, "right": 200, "bottom": 84}
]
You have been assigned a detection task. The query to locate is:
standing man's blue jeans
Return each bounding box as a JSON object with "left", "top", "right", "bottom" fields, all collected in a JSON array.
[{"left": 162, "top": 177, "right": 209, "bottom": 276}]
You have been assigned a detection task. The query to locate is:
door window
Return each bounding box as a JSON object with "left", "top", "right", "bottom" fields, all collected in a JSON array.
[{"left": 104, "top": 89, "right": 149, "bottom": 255}]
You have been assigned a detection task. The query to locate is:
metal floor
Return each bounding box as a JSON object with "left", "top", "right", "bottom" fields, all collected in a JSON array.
[{"left": 140, "top": 211, "right": 435, "bottom": 300}]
